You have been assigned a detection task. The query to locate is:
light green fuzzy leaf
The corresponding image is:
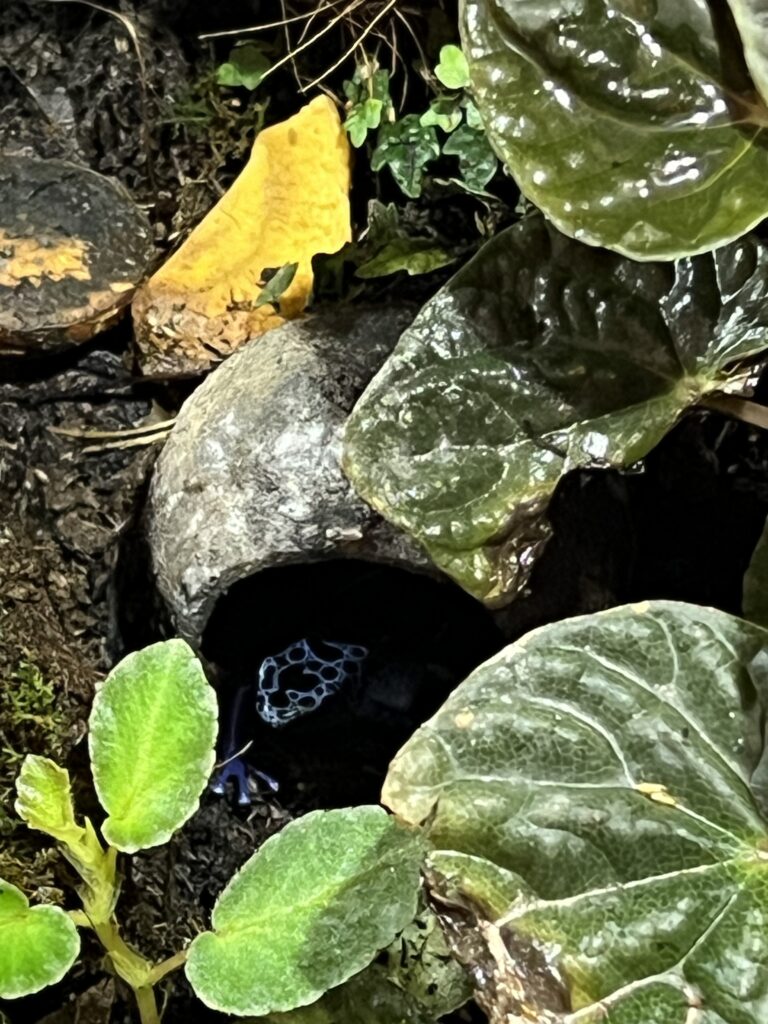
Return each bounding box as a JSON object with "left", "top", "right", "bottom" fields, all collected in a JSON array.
[
  {"left": 0, "top": 879, "right": 80, "bottom": 998},
  {"left": 89, "top": 639, "right": 218, "bottom": 853},
  {"left": 217, "top": 43, "right": 270, "bottom": 90},
  {"left": 442, "top": 124, "right": 498, "bottom": 191},
  {"left": 343, "top": 217, "right": 768, "bottom": 602},
  {"left": 372, "top": 116, "right": 440, "bottom": 198},
  {"left": 383, "top": 601, "right": 768, "bottom": 1024},
  {"left": 186, "top": 806, "right": 426, "bottom": 1016},
  {"left": 434, "top": 45, "right": 470, "bottom": 90},
  {"left": 251, "top": 968, "right": 436, "bottom": 1024},
  {"left": 356, "top": 239, "right": 455, "bottom": 279},
  {"left": 461, "top": 0, "right": 768, "bottom": 259},
  {"left": 15, "top": 755, "right": 85, "bottom": 846},
  {"left": 728, "top": 1, "right": 768, "bottom": 104},
  {"left": 744, "top": 515, "right": 768, "bottom": 627},
  {"left": 252, "top": 904, "right": 470, "bottom": 1023},
  {"left": 254, "top": 263, "right": 299, "bottom": 309}
]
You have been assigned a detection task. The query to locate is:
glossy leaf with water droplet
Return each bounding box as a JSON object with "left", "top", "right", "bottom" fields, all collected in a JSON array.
[
  {"left": 343, "top": 217, "right": 768, "bottom": 602},
  {"left": 461, "top": 0, "right": 768, "bottom": 260},
  {"left": 383, "top": 601, "right": 768, "bottom": 1023}
]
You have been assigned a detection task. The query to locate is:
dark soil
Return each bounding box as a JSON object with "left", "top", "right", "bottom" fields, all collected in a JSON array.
[{"left": 2, "top": 2, "right": 768, "bottom": 1024}]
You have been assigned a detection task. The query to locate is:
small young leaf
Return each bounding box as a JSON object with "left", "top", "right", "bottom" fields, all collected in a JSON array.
[
  {"left": 343, "top": 66, "right": 391, "bottom": 148},
  {"left": 185, "top": 806, "right": 426, "bottom": 1016},
  {"left": 434, "top": 44, "right": 470, "bottom": 90},
  {"left": 356, "top": 239, "right": 455, "bottom": 279},
  {"left": 216, "top": 43, "right": 270, "bottom": 90},
  {"left": 89, "top": 639, "right": 218, "bottom": 853},
  {"left": 420, "top": 96, "right": 463, "bottom": 133},
  {"left": 344, "top": 98, "right": 384, "bottom": 147},
  {"left": 254, "top": 263, "right": 300, "bottom": 310},
  {"left": 442, "top": 124, "right": 498, "bottom": 191},
  {"left": 371, "top": 116, "right": 440, "bottom": 198},
  {"left": 463, "top": 99, "right": 483, "bottom": 130},
  {"left": 0, "top": 880, "right": 80, "bottom": 998},
  {"left": 15, "top": 755, "right": 85, "bottom": 847}
]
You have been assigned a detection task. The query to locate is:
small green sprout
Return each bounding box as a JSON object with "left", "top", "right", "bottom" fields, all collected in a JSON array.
[{"left": 0, "top": 640, "right": 425, "bottom": 1023}]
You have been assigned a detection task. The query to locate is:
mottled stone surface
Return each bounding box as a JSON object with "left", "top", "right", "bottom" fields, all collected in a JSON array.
[
  {"left": 0, "top": 155, "right": 152, "bottom": 351},
  {"left": 148, "top": 305, "right": 430, "bottom": 644}
]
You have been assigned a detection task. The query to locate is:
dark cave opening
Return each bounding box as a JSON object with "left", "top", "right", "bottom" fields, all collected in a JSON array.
[{"left": 201, "top": 559, "right": 504, "bottom": 809}]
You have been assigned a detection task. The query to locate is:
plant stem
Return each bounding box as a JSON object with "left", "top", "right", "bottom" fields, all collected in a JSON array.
[
  {"left": 148, "top": 949, "right": 188, "bottom": 985},
  {"left": 699, "top": 392, "right": 768, "bottom": 431},
  {"left": 134, "top": 984, "right": 161, "bottom": 1024}
]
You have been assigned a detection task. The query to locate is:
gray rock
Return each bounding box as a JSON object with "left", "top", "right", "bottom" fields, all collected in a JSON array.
[{"left": 148, "top": 305, "right": 431, "bottom": 645}]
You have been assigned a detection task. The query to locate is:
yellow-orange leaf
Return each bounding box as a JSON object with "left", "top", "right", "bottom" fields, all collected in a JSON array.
[{"left": 133, "top": 96, "right": 351, "bottom": 376}]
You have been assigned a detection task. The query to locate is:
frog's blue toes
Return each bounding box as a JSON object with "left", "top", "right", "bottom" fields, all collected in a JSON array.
[{"left": 210, "top": 757, "right": 280, "bottom": 806}]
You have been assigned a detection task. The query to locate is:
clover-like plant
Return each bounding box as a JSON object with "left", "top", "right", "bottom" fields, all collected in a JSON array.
[{"left": 0, "top": 639, "right": 426, "bottom": 1024}]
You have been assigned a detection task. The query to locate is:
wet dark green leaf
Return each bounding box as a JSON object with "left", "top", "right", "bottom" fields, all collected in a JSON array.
[
  {"left": 356, "top": 239, "right": 455, "bottom": 279},
  {"left": 372, "top": 117, "right": 440, "bottom": 198},
  {"left": 384, "top": 601, "right": 768, "bottom": 1024},
  {"left": 461, "top": 0, "right": 768, "bottom": 259},
  {"left": 442, "top": 125, "right": 497, "bottom": 191},
  {"left": 745, "top": 515, "right": 768, "bottom": 627},
  {"left": 343, "top": 217, "right": 768, "bottom": 601},
  {"left": 254, "top": 263, "right": 300, "bottom": 309}
]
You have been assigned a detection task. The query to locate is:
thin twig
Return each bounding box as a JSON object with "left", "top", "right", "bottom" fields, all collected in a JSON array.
[
  {"left": 301, "top": 0, "right": 397, "bottom": 92},
  {"left": 49, "top": 420, "right": 176, "bottom": 441},
  {"left": 253, "top": 0, "right": 366, "bottom": 88},
  {"left": 281, "top": 0, "right": 305, "bottom": 91},
  {"left": 198, "top": 0, "right": 345, "bottom": 40}
]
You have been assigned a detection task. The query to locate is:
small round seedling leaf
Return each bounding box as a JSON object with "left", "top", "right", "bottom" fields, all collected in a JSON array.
[
  {"left": 0, "top": 880, "right": 80, "bottom": 998},
  {"left": 434, "top": 45, "right": 470, "bottom": 90},
  {"left": 343, "top": 217, "right": 768, "bottom": 602},
  {"left": 216, "top": 43, "right": 270, "bottom": 90},
  {"left": 461, "top": 0, "right": 768, "bottom": 259},
  {"left": 186, "top": 806, "right": 426, "bottom": 1016},
  {"left": 383, "top": 601, "right": 768, "bottom": 1024},
  {"left": 89, "top": 639, "right": 218, "bottom": 853}
]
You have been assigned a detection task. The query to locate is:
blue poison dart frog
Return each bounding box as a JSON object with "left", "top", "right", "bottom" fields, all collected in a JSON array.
[{"left": 210, "top": 638, "right": 369, "bottom": 805}]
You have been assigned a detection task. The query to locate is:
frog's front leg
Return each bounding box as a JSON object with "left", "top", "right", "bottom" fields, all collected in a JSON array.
[
  {"left": 210, "top": 756, "right": 279, "bottom": 806},
  {"left": 209, "top": 682, "right": 279, "bottom": 805}
]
